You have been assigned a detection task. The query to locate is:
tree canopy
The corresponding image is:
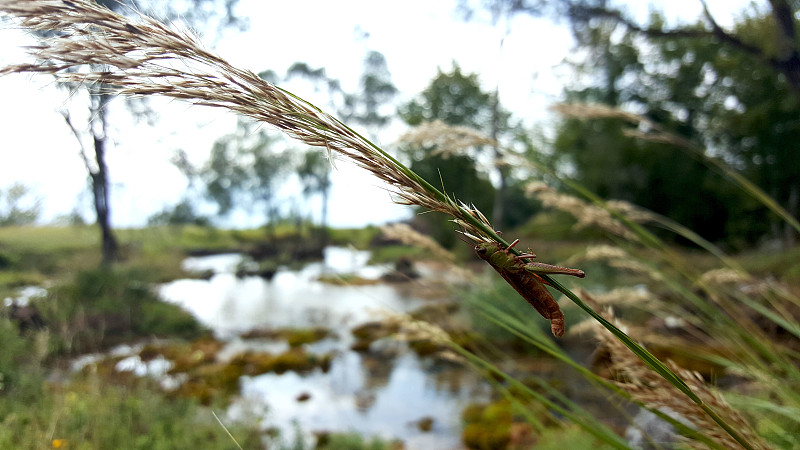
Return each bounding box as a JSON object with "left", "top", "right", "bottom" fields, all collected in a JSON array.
[{"left": 468, "top": 0, "right": 800, "bottom": 246}]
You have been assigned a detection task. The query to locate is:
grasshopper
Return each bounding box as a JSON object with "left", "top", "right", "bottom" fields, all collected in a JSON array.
[{"left": 475, "top": 239, "right": 585, "bottom": 337}]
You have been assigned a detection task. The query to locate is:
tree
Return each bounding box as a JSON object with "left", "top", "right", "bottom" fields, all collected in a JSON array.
[
  {"left": 466, "top": 1, "right": 800, "bottom": 245},
  {"left": 202, "top": 120, "right": 292, "bottom": 233},
  {"left": 284, "top": 51, "right": 397, "bottom": 227},
  {"left": 343, "top": 51, "right": 399, "bottom": 139},
  {"left": 286, "top": 50, "right": 398, "bottom": 139},
  {"left": 56, "top": 0, "right": 243, "bottom": 265},
  {"left": 401, "top": 64, "right": 520, "bottom": 230},
  {"left": 553, "top": 9, "right": 800, "bottom": 245},
  {"left": 400, "top": 65, "right": 526, "bottom": 245},
  {"left": 62, "top": 93, "right": 118, "bottom": 265},
  {"left": 297, "top": 150, "right": 332, "bottom": 242},
  {"left": 0, "top": 183, "right": 41, "bottom": 227},
  {"left": 466, "top": 1, "right": 800, "bottom": 96},
  {"left": 147, "top": 198, "right": 209, "bottom": 227}
]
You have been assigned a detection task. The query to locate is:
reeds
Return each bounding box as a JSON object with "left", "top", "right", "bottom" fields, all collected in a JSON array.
[
  {"left": 0, "top": 1, "right": 777, "bottom": 448},
  {"left": 400, "top": 117, "right": 786, "bottom": 448}
]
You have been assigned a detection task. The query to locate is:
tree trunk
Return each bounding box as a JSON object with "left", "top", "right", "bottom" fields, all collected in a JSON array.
[
  {"left": 91, "top": 92, "right": 119, "bottom": 266},
  {"left": 320, "top": 184, "right": 330, "bottom": 247}
]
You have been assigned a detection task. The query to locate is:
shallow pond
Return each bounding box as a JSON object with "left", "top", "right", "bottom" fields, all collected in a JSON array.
[{"left": 159, "top": 247, "right": 489, "bottom": 449}]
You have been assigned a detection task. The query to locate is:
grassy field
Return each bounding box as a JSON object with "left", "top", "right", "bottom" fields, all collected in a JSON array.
[{"left": 2, "top": 222, "right": 800, "bottom": 449}]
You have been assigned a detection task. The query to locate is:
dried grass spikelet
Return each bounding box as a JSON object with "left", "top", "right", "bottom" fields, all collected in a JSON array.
[
  {"left": 699, "top": 268, "right": 751, "bottom": 286},
  {"left": 606, "top": 200, "right": 658, "bottom": 223},
  {"left": 0, "top": 0, "right": 501, "bottom": 242},
  {"left": 380, "top": 312, "right": 464, "bottom": 363},
  {"left": 580, "top": 286, "right": 657, "bottom": 308},
  {"left": 397, "top": 119, "right": 497, "bottom": 158},
  {"left": 551, "top": 103, "right": 695, "bottom": 150},
  {"left": 380, "top": 223, "right": 455, "bottom": 262},
  {"left": 380, "top": 223, "right": 478, "bottom": 282},
  {"left": 570, "top": 245, "right": 664, "bottom": 281},
  {"left": 550, "top": 103, "right": 645, "bottom": 124},
  {"left": 525, "top": 182, "right": 639, "bottom": 240},
  {"left": 586, "top": 311, "right": 767, "bottom": 450}
]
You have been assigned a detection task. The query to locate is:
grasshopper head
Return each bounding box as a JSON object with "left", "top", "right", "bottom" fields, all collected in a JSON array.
[{"left": 474, "top": 241, "right": 502, "bottom": 261}]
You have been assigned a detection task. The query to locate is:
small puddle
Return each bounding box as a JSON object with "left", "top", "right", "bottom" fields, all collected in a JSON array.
[{"left": 159, "top": 247, "right": 489, "bottom": 448}]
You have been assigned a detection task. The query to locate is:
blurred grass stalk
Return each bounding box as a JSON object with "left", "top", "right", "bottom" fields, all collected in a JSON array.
[{"left": 0, "top": 1, "right": 778, "bottom": 448}]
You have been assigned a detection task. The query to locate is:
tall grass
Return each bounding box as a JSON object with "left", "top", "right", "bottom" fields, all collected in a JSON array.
[
  {"left": 401, "top": 122, "right": 797, "bottom": 448},
  {"left": 0, "top": 1, "right": 793, "bottom": 447}
]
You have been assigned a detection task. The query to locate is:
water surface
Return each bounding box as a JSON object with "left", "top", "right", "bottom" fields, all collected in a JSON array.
[{"left": 160, "top": 247, "right": 487, "bottom": 448}]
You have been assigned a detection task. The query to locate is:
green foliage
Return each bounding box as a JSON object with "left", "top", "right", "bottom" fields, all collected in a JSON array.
[
  {"left": 0, "top": 250, "right": 16, "bottom": 269},
  {"left": 315, "top": 431, "right": 393, "bottom": 450},
  {"left": 461, "top": 400, "right": 512, "bottom": 450},
  {"left": 534, "top": 425, "right": 615, "bottom": 450},
  {"left": 40, "top": 267, "right": 205, "bottom": 353},
  {"left": 286, "top": 51, "right": 397, "bottom": 137},
  {"left": 0, "top": 319, "right": 45, "bottom": 401},
  {"left": 399, "top": 65, "right": 507, "bottom": 246},
  {"left": 368, "top": 244, "right": 425, "bottom": 264},
  {"left": 408, "top": 153, "right": 495, "bottom": 247},
  {"left": 554, "top": 9, "right": 800, "bottom": 246},
  {"left": 400, "top": 64, "right": 494, "bottom": 129},
  {"left": 0, "top": 183, "right": 41, "bottom": 227},
  {"left": 344, "top": 50, "right": 398, "bottom": 134},
  {"left": 0, "top": 377, "right": 262, "bottom": 450},
  {"left": 464, "top": 275, "right": 558, "bottom": 346},
  {"left": 328, "top": 226, "right": 381, "bottom": 249},
  {"left": 298, "top": 149, "right": 332, "bottom": 230},
  {"left": 147, "top": 198, "right": 209, "bottom": 227},
  {"left": 203, "top": 120, "right": 292, "bottom": 225}
]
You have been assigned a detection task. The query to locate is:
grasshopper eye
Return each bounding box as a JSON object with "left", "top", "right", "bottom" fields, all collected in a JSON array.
[{"left": 475, "top": 245, "right": 487, "bottom": 255}]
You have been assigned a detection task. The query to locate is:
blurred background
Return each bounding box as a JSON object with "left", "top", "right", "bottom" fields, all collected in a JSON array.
[{"left": 1, "top": 1, "right": 798, "bottom": 449}]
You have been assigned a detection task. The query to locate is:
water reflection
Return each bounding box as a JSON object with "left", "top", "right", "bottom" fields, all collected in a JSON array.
[
  {"left": 159, "top": 247, "right": 489, "bottom": 448},
  {"left": 232, "top": 352, "right": 486, "bottom": 449},
  {"left": 160, "top": 247, "right": 424, "bottom": 339}
]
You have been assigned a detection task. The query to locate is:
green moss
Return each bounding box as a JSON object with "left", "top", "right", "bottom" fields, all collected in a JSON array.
[
  {"left": 327, "top": 226, "right": 381, "bottom": 249},
  {"left": 350, "top": 321, "right": 399, "bottom": 352},
  {"left": 462, "top": 422, "right": 511, "bottom": 450},
  {"left": 461, "top": 400, "right": 513, "bottom": 450},
  {"left": 317, "top": 274, "right": 380, "bottom": 286},
  {"left": 408, "top": 339, "right": 441, "bottom": 357},
  {"left": 315, "top": 431, "right": 396, "bottom": 450},
  {"left": 283, "top": 327, "right": 331, "bottom": 347},
  {"left": 368, "top": 245, "right": 424, "bottom": 264}
]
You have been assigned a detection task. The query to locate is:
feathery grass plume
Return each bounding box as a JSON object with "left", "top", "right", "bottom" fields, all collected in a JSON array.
[
  {"left": 379, "top": 311, "right": 465, "bottom": 364},
  {"left": 586, "top": 311, "right": 768, "bottom": 450},
  {"left": 0, "top": 0, "right": 500, "bottom": 244},
  {"left": 575, "top": 286, "right": 657, "bottom": 308},
  {"left": 400, "top": 119, "right": 766, "bottom": 449},
  {"left": 699, "top": 268, "right": 752, "bottom": 286},
  {"left": 380, "top": 223, "right": 456, "bottom": 262},
  {"left": 396, "top": 119, "right": 497, "bottom": 158},
  {"left": 380, "top": 222, "right": 475, "bottom": 281},
  {"left": 525, "top": 182, "right": 639, "bottom": 240},
  {"left": 569, "top": 245, "right": 665, "bottom": 282}
]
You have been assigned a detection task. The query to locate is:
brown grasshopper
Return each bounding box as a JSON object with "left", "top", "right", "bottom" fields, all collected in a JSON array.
[{"left": 475, "top": 239, "right": 585, "bottom": 337}]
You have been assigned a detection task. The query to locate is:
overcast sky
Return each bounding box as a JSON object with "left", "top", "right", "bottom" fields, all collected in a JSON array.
[{"left": 0, "top": 0, "right": 752, "bottom": 228}]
